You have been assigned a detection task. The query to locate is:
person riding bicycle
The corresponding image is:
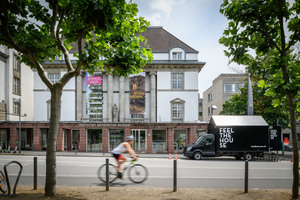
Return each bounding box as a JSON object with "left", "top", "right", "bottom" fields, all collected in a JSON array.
[{"left": 111, "top": 135, "right": 138, "bottom": 178}]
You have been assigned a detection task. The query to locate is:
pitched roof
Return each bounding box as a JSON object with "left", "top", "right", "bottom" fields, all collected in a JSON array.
[{"left": 140, "top": 26, "right": 198, "bottom": 53}]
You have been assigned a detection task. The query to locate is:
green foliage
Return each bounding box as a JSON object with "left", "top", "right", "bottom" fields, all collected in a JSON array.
[
  {"left": 219, "top": 0, "right": 300, "bottom": 119},
  {"left": 0, "top": 0, "right": 153, "bottom": 79},
  {"left": 220, "top": 83, "right": 290, "bottom": 128},
  {"left": 220, "top": 1, "right": 300, "bottom": 197}
]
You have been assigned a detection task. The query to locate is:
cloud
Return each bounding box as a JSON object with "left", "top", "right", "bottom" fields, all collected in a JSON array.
[
  {"left": 150, "top": 0, "right": 186, "bottom": 19},
  {"left": 147, "top": 13, "right": 162, "bottom": 26}
]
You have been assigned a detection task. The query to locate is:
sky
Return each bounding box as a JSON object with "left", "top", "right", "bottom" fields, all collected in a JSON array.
[{"left": 132, "top": 0, "right": 245, "bottom": 97}]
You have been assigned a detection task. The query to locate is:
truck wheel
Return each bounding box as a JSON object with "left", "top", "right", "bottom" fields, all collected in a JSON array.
[
  {"left": 234, "top": 155, "right": 242, "bottom": 160},
  {"left": 193, "top": 152, "right": 202, "bottom": 160},
  {"left": 244, "top": 153, "right": 253, "bottom": 161}
]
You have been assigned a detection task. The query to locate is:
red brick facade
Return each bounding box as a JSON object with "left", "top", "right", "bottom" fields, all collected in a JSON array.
[{"left": 0, "top": 122, "right": 208, "bottom": 153}]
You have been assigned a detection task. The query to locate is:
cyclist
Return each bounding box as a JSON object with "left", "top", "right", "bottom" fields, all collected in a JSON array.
[{"left": 111, "top": 135, "right": 138, "bottom": 178}]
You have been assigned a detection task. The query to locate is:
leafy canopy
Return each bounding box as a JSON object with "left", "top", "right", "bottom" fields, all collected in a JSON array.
[{"left": 0, "top": 0, "right": 153, "bottom": 82}]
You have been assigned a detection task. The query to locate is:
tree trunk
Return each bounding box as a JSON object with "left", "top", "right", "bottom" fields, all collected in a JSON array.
[
  {"left": 45, "top": 86, "right": 62, "bottom": 197},
  {"left": 288, "top": 90, "right": 299, "bottom": 199}
]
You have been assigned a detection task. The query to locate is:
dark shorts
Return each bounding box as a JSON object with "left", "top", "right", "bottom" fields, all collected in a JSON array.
[{"left": 112, "top": 153, "right": 123, "bottom": 161}]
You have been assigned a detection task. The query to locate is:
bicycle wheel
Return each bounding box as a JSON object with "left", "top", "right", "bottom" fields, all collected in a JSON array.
[
  {"left": 128, "top": 164, "right": 148, "bottom": 183},
  {"left": 97, "top": 163, "right": 118, "bottom": 183},
  {"left": 0, "top": 170, "right": 7, "bottom": 193}
]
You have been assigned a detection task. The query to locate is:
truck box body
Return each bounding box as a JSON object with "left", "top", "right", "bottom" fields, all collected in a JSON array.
[
  {"left": 208, "top": 116, "right": 269, "bottom": 153},
  {"left": 183, "top": 115, "right": 270, "bottom": 160}
]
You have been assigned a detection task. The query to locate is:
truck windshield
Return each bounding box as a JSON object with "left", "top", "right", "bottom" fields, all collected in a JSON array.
[{"left": 193, "top": 135, "right": 205, "bottom": 144}]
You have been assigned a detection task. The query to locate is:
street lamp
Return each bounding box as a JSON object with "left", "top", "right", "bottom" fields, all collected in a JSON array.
[{"left": 211, "top": 104, "right": 218, "bottom": 115}]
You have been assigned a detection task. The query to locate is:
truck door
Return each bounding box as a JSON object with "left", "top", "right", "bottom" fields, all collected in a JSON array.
[{"left": 201, "top": 134, "right": 215, "bottom": 156}]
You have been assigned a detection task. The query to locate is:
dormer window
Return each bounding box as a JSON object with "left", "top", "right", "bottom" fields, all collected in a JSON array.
[
  {"left": 172, "top": 52, "right": 182, "bottom": 60},
  {"left": 170, "top": 47, "right": 185, "bottom": 60}
]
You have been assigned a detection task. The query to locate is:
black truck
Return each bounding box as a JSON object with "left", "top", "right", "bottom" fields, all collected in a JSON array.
[{"left": 183, "top": 115, "right": 270, "bottom": 161}]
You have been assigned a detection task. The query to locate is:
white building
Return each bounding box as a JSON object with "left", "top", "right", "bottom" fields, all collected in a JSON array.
[
  {"left": 34, "top": 27, "right": 205, "bottom": 124},
  {"left": 1, "top": 27, "right": 207, "bottom": 153}
]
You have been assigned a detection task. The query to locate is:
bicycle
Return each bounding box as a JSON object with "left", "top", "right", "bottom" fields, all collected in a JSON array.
[
  {"left": 0, "top": 170, "right": 7, "bottom": 194},
  {"left": 97, "top": 158, "right": 148, "bottom": 184}
]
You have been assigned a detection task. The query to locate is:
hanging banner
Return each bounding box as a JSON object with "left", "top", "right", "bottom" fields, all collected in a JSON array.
[
  {"left": 86, "top": 72, "right": 103, "bottom": 119},
  {"left": 129, "top": 72, "right": 145, "bottom": 114}
]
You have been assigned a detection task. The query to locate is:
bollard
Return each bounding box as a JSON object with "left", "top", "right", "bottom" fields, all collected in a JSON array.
[
  {"left": 34, "top": 157, "right": 37, "bottom": 190},
  {"left": 106, "top": 158, "right": 109, "bottom": 191},
  {"left": 173, "top": 159, "right": 177, "bottom": 192},
  {"left": 244, "top": 160, "right": 248, "bottom": 193}
]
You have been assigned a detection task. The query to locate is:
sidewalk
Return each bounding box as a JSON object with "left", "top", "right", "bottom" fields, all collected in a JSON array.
[{"left": 0, "top": 150, "right": 293, "bottom": 161}]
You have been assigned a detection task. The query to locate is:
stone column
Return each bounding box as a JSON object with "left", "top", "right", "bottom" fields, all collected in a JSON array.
[
  {"left": 33, "top": 126, "right": 42, "bottom": 151},
  {"left": 10, "top": 127, "right": 18, "bottom": 150},
  {"left": 119, "top": 76, "right": 125, "bottom": 122},
  {"left": 76, "top": 74, "right": 83, "bottom": 121},
  {"left": 79, "top": 128, "right": 86, "bottom": 152},
  {"left": 57, "top": 127, "right": 64, "bottom": 151},
  {"left": 66, "top": 129, "right": 72, "bottom": 151},
  {"left": 107, "top": 74, "right": 113, "bottom": 122},
  {"left": 167, "top": 128, "right": 174, "bottom": 153},
  {"left": 150, "top": 72, "right": 156, "bottom": 122},
  {"left": 102, "top": 127, "right": 109, "bottom": 153},
  {"left": 146, "top": 129, "right": 152, "bottom": 153}
]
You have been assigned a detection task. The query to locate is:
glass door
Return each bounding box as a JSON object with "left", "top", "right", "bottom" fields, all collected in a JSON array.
[
  {"left": 131, "top": 130, "right": 146, "bottom": 152},
  {"left": 109, "top": 129, "right": 124, "bottom": 151}
]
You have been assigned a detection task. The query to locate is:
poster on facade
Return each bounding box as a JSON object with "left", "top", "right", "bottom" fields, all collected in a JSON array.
[
  {"left": 129, "top": 72, "right": 145, "bottom": 114},
  {"left": 86, "top": 72, "right": 103, "bottom": 120}
]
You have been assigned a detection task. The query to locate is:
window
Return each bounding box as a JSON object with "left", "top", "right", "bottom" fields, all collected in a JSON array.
[
  {"left": 13, "top": 102, "right": 20, "bottom": 115},
  {"left": 224, "top": 84, "right": 234, "bottom": 93},
  {"left": 13, "top": 77, "right": 20, "bottom": 95},
  {"left": 172, "top": 52, "right": 182, "bottom": 60},
  {"left": 235, "top": 84, "right": 244, "bottom": 94},
  {"left": 55, "top": 53, "right": 64, "bottom": 60},
  {"left": 224, "top": 83, "right": 244, "bottom": 94},
  {"left": 131, "top": 114, "right": 144, "bottom": 119},
  {"left": 172, "top": 73, "right": 183, "bottom": 89},
  {"left": 49, "top": 73, "right": 60, "bottom": 83},
  {"left": 208, "top": 92, "right": 213, "bottom": 102},
  {"left": 172, "top": 103, "right": 183, "bottom": 119},
  {"left": 208, "top": 106, "right": 213, "bottom": 115},
  {"left": 198, "top": 102, "right": 202, "bottom": 107},
  {"left": 14, "top": 55, "right": 20, "bottom": 71}
]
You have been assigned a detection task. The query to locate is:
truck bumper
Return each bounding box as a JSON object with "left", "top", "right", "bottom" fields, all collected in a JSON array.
[{"left": 183, "top": 151, "right": 194, "bottom": 157}]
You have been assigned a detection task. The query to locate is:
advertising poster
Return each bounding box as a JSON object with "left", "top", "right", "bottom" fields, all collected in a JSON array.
[
  {"left": 129, "top": 72, "right": 145, "bottom": 114},
  {"left": 86, "top": 72, "right": 103, "bottom": 119}
]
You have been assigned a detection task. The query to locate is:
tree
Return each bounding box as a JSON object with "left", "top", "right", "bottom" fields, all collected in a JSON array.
[
  {"left": 219, "top": 0, "right": 300, "bottom": 198},
  {"left": 0, "top": 0, "right": 153, "bottom": 197},
  {"left": 220, "top": 83, "right": 290, "bottom": 129}
]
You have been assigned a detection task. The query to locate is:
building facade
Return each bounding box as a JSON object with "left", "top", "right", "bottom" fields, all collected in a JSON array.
[
  {"left": 0, "top": 27, "right": 207, "bottom": 153},
  {"left": 202, "top": 73, "right": 246, "bottom": 122},
  {"left": 0, "top": 45, "right": 34, "bottom": 151}
]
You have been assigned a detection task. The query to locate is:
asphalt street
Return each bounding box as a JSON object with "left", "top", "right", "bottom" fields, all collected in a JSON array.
[{"left": 0, "top": 152, "right": 294, "bottom": 189}]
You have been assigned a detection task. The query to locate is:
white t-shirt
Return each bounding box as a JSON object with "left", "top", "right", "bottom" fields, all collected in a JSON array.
[{"left": 111, "top": 142, "right": 128, "bottom": 154}]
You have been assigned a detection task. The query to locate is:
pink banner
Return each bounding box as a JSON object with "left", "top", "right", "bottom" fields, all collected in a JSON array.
[{"left": 87, "top": 76, "right": 101, "bottom": 85}]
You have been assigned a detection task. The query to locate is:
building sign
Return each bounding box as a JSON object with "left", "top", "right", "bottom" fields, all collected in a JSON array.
[
  {"left": 129, "top": 72, "right": 145, "bottom": 114},
  {"left": 86, "top": 72, "right": 103, "bottom": 120}
]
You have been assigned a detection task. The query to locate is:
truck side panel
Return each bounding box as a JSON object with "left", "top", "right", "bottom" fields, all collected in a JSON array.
[{"left": 210, "top": 126, "right": 269, "bottom": 152}]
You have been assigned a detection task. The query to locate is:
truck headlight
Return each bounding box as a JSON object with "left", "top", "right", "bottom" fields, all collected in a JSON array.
[{"left": 187, "top": 147, "right": 192, "bottom": 152}]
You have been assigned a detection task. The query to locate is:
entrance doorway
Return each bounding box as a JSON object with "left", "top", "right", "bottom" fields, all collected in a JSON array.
[
  {"left": 109, "top": 129, "right": 124, "bottom": 151},
  {"left": 131, "top": 129, "right": 146, "bottom": 152},
  {"left": 87, "top": 129, "right": 102, "bottom": 152}
]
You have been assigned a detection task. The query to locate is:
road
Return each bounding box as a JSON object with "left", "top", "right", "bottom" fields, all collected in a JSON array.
[{"left": 0, "top": 155, "right": 293, "bottom": 189}]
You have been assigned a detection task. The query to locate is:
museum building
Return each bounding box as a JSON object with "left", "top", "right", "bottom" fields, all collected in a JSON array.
[{"left": 0, "top": 27, "right": 207, "bottom": 153}]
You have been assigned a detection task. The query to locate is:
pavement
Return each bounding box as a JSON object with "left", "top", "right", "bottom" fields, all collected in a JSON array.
[{"left": 0, "top": 150, "right": 294, "bottom": 161}]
